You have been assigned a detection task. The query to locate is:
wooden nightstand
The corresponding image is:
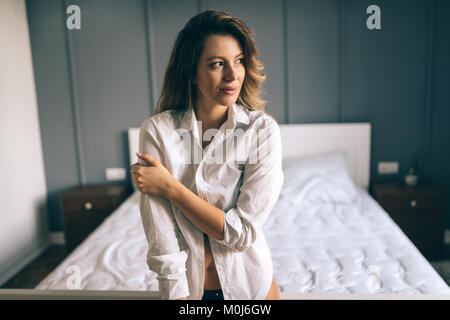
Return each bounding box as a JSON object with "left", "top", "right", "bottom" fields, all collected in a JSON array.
[
  {"left": 61, "top": 184, "right": 131, "bottom": 251},
  {"left": 370, "top": 179, "right": 446, "bottom": 261}
]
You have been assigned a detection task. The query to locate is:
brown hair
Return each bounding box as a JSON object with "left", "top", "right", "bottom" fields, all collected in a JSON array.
[{"left": 154, "top": 9, "right": 266, "bottom": 115}]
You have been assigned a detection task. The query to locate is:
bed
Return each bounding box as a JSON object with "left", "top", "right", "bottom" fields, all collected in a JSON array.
[{"left": 32, "top": 122, "right": 450, "bottom": 298}]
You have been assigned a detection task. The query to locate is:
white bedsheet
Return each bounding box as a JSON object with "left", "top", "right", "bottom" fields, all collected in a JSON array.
[
  {"left": 36, "top": 186, "right": 450, "bottom": 294},
  {"left": 266, "top": 185, "right": 450, "bottom": 294}
]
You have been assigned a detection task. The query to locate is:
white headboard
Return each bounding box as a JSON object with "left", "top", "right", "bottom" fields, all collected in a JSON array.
[
  {"left": 128, "top": 127, "right": 140, "bottom": 168},
  {"left": 128, "top": 122, "right": 371, "bottom": 190},
  {"left": 278, "top": 123, "right": 371, "bottom": 190}
]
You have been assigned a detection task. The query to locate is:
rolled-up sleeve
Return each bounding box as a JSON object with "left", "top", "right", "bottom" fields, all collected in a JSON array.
[
  {"left": 217, "top": 119, "right": 284, "bottom": 252},
  {"left": 138, "top": 119, "right": 190, "bottom": 300}
]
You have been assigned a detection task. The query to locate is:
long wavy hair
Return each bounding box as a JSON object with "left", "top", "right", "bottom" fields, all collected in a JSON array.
[{"left": 154, "top": 9, "right": 266, "bottom": 115}]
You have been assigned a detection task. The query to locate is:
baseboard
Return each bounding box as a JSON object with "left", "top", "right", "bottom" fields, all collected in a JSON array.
[
  {"left": 0, "top": 236, "right": 52, "bottom": 287},
  {"left": 50, "top": 232, "right": 65, "bottom": 245}
]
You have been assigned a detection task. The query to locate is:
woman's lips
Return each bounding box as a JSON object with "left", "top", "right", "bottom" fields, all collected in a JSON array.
[{"left": 221, "top": 88, "right": 237, "bottom": 95}]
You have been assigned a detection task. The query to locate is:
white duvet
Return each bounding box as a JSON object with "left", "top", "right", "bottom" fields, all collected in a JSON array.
[{"left": 36, "top": 151, "right": 450, "bottom": 295}]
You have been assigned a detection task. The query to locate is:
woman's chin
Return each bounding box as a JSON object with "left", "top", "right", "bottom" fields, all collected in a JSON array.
[{"left": 216, "top": 96, "right": 238, "bottom": 107}]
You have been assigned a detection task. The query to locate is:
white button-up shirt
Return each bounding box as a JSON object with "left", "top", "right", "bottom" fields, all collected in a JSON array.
[{"left": 138, "top": 103, "right": 284, "bottom": 300}]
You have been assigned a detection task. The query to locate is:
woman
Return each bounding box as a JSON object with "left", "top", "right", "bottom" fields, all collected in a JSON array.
[{"left": 131, "top": 9, "right": 284, "bottom": 300}]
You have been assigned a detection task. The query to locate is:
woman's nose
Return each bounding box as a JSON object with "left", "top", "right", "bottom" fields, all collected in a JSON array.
[{"left": 224, "top": 65, "right": 238, "bottom": 82}]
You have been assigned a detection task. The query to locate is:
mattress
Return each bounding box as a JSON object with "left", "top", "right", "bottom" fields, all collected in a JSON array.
[
  {"left": 35, "top": 151, "right": 449, "bottom": 294},
  {"left": 35, "top": 186, "right": 450, "bottom": 295},
  {"left": 266, "top": 185, "right": 450, "bottom": 294}
]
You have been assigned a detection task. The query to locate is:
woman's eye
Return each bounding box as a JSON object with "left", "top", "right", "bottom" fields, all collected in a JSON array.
[
  {"left": 237, "top": 58, "right": 245, "bottom": 64},
  {"left": 210, "top": 61, "right": 223, "bottom": 68}
]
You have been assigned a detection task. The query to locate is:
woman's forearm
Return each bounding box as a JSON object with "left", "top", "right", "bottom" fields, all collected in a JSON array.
[{"left": 165, "top": 177, "right": 224, "bottom": 240}]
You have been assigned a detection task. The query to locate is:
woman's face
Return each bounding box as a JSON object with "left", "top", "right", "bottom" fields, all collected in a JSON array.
[{"left": 194, "top": 34, "right": 245, "bottom": 111}]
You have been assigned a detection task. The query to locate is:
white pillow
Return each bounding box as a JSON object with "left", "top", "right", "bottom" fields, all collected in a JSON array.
[{"left": 282, "top": 150, "right": 358, "bottom": 204}]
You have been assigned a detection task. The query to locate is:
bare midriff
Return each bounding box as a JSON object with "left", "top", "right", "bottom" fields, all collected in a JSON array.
[
  {"left": 199, "top": 139, "right": 280, "bottom": 299},
  {"left": 203, "top": 233, "right": 222, "bottom": 290},
  {"left": 201, "top": 139, "right": 222, "bottom": 290}
]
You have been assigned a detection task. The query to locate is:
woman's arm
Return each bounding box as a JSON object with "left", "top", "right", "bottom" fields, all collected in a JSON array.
[
  {"left": 134, "top": 153, "right": 225, "bottom": 241},
  {"left": 133, "top": 118, "right": 284, "bottom": 251},
  {"left": 136, "top": 120, "right": 190, "bottom": 300},
  {"left": 166, "top": 173, "right": 224, "bottom": 241}
]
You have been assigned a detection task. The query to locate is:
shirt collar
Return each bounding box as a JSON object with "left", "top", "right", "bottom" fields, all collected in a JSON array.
[{"left": 179, "top": 103, "right": 250, "bottom": 136}]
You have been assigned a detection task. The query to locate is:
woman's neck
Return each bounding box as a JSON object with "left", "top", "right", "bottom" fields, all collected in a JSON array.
[{"left": 194, "top": 103, "right": 229, "bottom": 133}]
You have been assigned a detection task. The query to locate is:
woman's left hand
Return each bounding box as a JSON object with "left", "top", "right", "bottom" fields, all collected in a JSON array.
[{"left": 131, "top": 153, "right": 175, "bottom": 197}]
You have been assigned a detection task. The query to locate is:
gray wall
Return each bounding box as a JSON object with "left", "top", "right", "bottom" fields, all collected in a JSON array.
[{"left": 26, "top": 0, "right": 450, "bottom": 232}]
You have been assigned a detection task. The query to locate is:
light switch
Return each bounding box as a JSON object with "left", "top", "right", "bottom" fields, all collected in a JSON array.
[
  {"left": 105, "top": 168, "right": 126, "bottom": 181},
  {"left": 377, "top": 161, "right": 399, "bottom": 174}
]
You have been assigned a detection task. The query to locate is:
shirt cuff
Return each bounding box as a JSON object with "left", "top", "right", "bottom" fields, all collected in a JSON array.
[
  {"left": 147, "top": 251, "right": 190, "bottom": 300},
  {"left": 157, "top": 274, "right": 190, "bottom": 300},
  {"left": 217, "top": 207, "right": 253, "bottom": 252}
]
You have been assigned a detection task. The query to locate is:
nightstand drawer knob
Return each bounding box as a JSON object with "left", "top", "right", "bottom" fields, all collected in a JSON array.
[
  {"left": 410, "top": 200, "right": 417, "bottom": 208},
  {"left": 84, "top": 202, "right": 93, "bottom": 210}
]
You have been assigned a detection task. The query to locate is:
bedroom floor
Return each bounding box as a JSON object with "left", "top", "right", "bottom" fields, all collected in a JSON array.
[
  {"left": 1, "top": 246, "right": 70, "bottom": 289},
  {"left": 2, "top": 244, "right": 450, "bottom": 290}
]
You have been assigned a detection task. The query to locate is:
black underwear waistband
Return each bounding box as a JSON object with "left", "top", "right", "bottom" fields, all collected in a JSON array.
[{"left": 202, "top": 289, "right": 224, "bottom": 300}]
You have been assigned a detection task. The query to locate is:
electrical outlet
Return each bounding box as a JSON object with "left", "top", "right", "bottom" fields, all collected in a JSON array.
[
  {"left": 105, "top": 168, "right": 126, "bottom": 181},
  {"left": 377, "top": 161, "right": 399, "bottom": 174}
]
